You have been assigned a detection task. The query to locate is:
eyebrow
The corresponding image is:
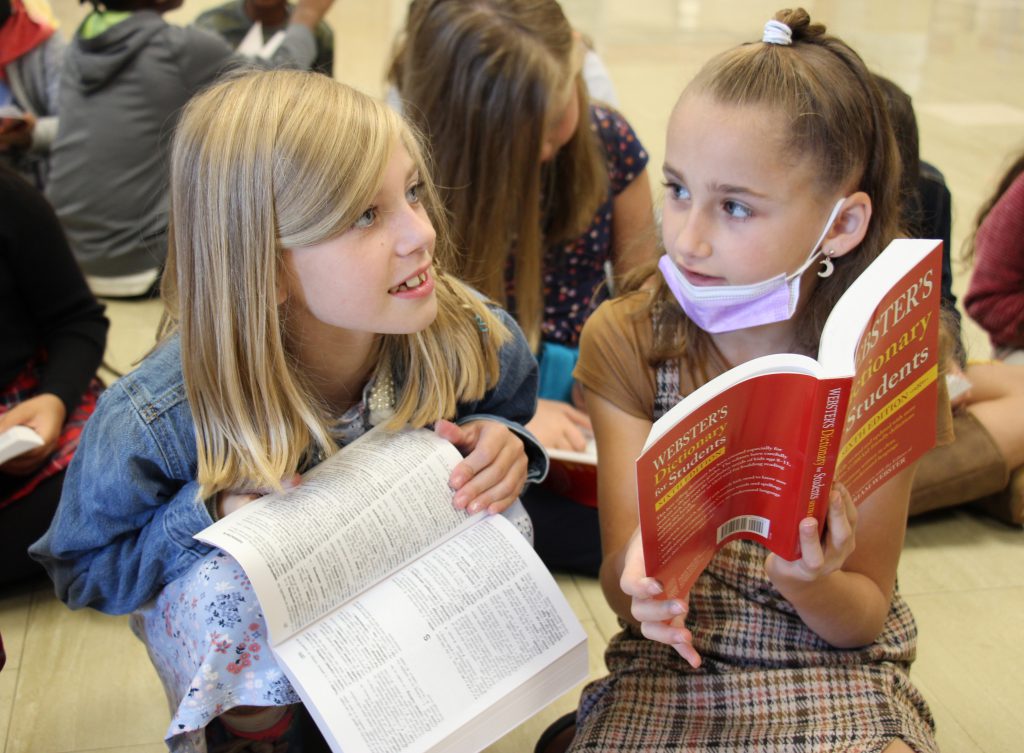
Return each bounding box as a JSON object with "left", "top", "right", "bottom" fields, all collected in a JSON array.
[{"left": 662, "top": 163, "right": 770, "bottom": 200}]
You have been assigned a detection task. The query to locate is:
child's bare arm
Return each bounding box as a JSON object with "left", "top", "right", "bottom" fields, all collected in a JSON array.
[
  {"left": 585, "top": 390, "right": 652, "bottom": 622},
  {"left": 589, "top": 391, "right": 703, "bottom": 665},
  {"left": 766, "top": 464, "right": 916, "bottom": 647}
]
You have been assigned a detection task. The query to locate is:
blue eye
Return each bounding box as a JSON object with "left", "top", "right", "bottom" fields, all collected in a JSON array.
[
  {"left": 406, "top": 181, "right": 424, "bottom": 204},
  {"left": 723, "top": 200, "right": 752, "bottom": 219},
  {"left": 353, "top": 207, "right": 377, "bottom": 229},
  {"left": 663, "top": 181, "right": 690, "bottom": 202}
]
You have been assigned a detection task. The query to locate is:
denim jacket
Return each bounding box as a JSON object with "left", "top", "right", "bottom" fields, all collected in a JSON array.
[{"left": 30, "top": 307, "right": 546, "bottom": 614}]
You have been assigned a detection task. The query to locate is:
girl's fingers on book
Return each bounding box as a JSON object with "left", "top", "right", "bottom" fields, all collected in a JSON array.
[
  {"left": 217, "top": 490, "right": 262, "bottom": 518},
  {"left": 798, "top": 518, "right": 826, "bottom": 573},
  {"left": 631, "top": 596, "right": 684, "bottom": 623},
  {"left": 449, "top": 425, "right": 528, "bottom": 513},
  {"left": 473, "top": 451, "right": 529, "bottom": 514},
  {"left": 527, "top": 400, "right": 591, "bottom": 451},
  {"left": 823, "top": 488, "right": 857, "bottom": 564},
  {"left": 435, "top": 418, "right": 471, "bottom": 454}
]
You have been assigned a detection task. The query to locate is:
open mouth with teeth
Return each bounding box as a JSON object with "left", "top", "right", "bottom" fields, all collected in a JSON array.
[{"left": 389, "top": 272, "right": 429, "bottom": 294}]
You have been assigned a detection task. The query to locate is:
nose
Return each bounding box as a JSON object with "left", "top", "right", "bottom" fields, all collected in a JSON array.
[
  {"left": 665, "top": 203, "right": 711, "bottom": 262},
  {"left": 395, "top": 203, "right": 436, "bottom": 257}
]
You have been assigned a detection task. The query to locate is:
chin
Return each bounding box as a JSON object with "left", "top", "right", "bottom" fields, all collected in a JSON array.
[{"left": 394, "top": 298, "right": 439, "bottom": 335}]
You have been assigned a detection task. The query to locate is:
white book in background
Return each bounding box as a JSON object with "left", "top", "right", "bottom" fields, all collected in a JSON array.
[
  {"left": 196, "top": 426, "right": 588, "bottom": 753},
  {"left": 0, "top": 425, "right": 45, "bottom": 465},
  {"left": 945, "top": 370, "right": 972, "bottom": 401}
]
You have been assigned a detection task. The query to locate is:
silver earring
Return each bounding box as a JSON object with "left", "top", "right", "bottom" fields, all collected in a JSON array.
[{"left": 818, "top": 249, "right": 835, "bottom": 278}]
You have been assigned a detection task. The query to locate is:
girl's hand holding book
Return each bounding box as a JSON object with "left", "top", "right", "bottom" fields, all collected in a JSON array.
[
  {"left": 0, "top": 393, "right": 65, "bottom": 475},
  {"left": 619, "top": 529, "right": 701, "bottom": 669},
  {"left": 526, "top": 399, "right": 593, "bottom": 452},
  {"left": 435, "top": 419, "right": 528, "bottom": 515},
  {"left": 215, "top": 474, "right": 301, "bottom": 519},
  {"left": 764, "top": 485, "right": 858, "bottom": 589}
]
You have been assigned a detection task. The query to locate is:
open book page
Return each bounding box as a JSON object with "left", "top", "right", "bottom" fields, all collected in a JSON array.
[
  {"left": 196, "top": 428, "right": 477, "bottom": 643},
  {"left": 0, "top": 425, "right": 45, "bottom": 465},
  {"left": 275, "top": 514, "right": 588, "bottom": 753}
]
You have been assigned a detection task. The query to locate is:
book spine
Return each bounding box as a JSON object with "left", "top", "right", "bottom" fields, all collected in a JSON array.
[{"left": 791, "top": 378, "right": 852, "bottom": 558}]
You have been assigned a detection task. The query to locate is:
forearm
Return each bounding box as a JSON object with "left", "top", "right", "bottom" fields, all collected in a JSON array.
[
  {"left": 600, "top": 546, "right": 637, "bottom": 626},
  {"left": 31, "top": 479, "right": 214, "bottom": 614},
  {"left": 39, "top": 326, "right": 108, "bottom": 413},
  {"left": 773, "top": 567, "right": 892, "bottom": 648}
]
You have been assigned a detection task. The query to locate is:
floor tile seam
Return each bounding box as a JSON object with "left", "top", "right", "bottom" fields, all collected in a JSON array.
[{"left": 900, "top": 583, "right": 1024, "bottom": 598}]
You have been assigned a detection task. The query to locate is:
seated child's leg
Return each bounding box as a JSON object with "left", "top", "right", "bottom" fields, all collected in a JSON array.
[
  {"left": 129, "top": 550, "right": 301, "bottom": 750},
  {"left": 909, "top": 412, "right": 1008, "bottom": 516},
  {"left": 963, "top": 361, "right": 1024, "bottom": 470}
]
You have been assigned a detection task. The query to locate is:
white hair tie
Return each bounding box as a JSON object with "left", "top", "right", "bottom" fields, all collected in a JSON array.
[{"left": 762, "top": 19, "right": 793, "bottom": 46}]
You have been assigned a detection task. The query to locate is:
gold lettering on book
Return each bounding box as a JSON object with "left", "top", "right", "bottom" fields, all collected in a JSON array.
[
  {"left": 854, "top": 268, "right": 934, "bottom": 368},
  {"left": 839, "top": 364, "right": 938, "bottom": 463},
  {"left": 655, "top": 445, "right": 727, "bottom": 512},
  {"left": 649, "top": 407, "right": 729, "bottom": 475}
]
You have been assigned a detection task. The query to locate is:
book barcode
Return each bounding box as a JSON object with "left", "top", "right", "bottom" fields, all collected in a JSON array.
[{"left": 716, "top": 515, "right": 770, "bottom": 543}]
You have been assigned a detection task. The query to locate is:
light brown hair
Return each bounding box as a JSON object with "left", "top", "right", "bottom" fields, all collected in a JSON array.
[
  {"left": 389, "top": 0, "right": 607, "bottom": 350},
  {"left": 629, "top": 7, "right": 902, "bottom": 381},
  {"left": 160, "top": 70, "right": 510, "bottom": 498}
]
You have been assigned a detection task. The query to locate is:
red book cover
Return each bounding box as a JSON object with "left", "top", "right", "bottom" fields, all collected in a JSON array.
[
  {"left": 637, "top": 239, "right": 943, "bottom": 600},
  {"left": 542, "top": 444, "right": 598, "bottom": 508}
]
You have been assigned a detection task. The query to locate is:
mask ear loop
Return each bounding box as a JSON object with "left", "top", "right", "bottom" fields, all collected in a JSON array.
[{"left": 811, "top": 198, "right": 847, "bottom": 279}]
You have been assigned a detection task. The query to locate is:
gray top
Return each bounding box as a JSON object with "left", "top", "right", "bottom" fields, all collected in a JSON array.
[{"left": 46, "top": 11, "right": 315, "bottom": 279}]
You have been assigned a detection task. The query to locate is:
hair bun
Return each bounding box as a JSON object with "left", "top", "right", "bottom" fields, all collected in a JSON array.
[{"left": 773, "top": 7, "right": 827, "bottom": 43}]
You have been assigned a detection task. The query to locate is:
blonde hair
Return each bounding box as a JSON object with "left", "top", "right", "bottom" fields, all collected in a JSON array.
[
  {"left": 389, "top": 0, "right": 607, "bottom": 351},
  {"left": 631, "top": 7, "right": 902, "bottom": 378},
  {"left": 160, "top": 70, "right": 510, "bottom": 499}
]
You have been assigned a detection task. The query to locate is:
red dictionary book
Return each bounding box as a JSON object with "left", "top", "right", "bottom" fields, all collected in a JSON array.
[
  {"left": 541, "top": 440, "right": 598, "bottom": 508},
  {"left": 637, "top": 238, "right": 944, "bottom": 600}
]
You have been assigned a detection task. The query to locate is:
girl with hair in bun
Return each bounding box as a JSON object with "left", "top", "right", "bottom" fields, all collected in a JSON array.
[
  {"left": 546, "top": 9, "right": 949, "bottom": 752},
  {"left": 32, "top": 69, "right": 546, "bottom": 751}
]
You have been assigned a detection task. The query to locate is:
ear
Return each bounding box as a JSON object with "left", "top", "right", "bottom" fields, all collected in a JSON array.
[
  {"left": 276, "top": 252, "right": 291, "bottom": 306},
  {"left": 823, "top": 191, "right": 872, "bottom": 259}
]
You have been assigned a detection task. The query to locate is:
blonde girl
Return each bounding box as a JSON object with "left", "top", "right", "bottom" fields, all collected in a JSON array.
[
  {"left": 558, "top": 9, "right": 952, "bottom": 752},
  {"left": 32, "top": 70, "right": 545, "bottom": 751}
]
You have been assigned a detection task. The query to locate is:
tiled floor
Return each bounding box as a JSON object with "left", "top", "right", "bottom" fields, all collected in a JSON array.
[{"left": 3, "top": 1, "right": 1023, "bottom": 751}]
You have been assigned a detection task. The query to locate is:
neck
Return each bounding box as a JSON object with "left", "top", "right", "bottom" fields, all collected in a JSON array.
[
  {"left": 287, "top": 316, "right": 380, "bottom": 415},
  {"left": 243, "top": 0, "right": 288, "bottom": 27},
  {"left": 711, "top": 319, "right": 803, "bottom": 367}
]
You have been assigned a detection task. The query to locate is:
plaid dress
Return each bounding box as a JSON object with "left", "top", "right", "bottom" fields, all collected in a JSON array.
[{"left": 570, "top": 361, "right": 938, "bottom": 753}]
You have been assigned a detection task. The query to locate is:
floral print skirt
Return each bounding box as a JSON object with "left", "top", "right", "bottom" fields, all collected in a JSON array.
[{"left": 131, "top": 500, "right": 534, "bottom": 752}]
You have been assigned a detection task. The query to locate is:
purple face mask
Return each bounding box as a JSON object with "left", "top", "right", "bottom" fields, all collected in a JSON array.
[{"left": 659, "top": 198, "right": 845, "bottom": 333}]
